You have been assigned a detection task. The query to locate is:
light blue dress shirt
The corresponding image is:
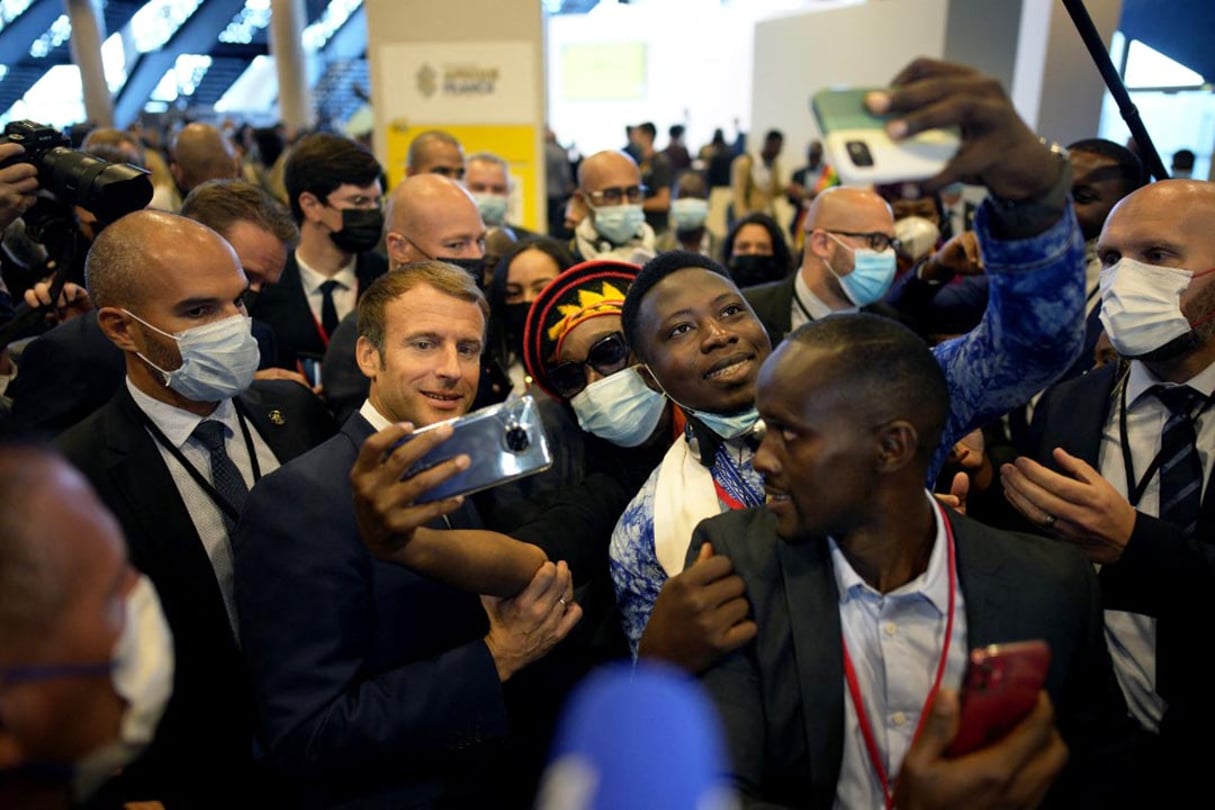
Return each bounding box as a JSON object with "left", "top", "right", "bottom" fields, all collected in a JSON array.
[{"left": 830, "top": 492, "right": 968, "bottom": 809}]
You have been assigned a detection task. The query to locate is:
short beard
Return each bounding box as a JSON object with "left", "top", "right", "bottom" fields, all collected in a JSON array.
[{"left": 1132, "top": 330, "right": 1202, "bottom": 363}]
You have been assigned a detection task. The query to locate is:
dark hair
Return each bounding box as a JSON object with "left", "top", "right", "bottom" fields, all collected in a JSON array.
[
  {"left": 486, "top": 238, "right": 574, "bottom": 369},
  {"left": 638, "top": 122, "right": 657, "bottom": 140},
  {"left": 1172, "top": 148, "right": 1196, "bottom": 170},
  {"left": 787, "top": 314, "right": 948, "bottom": 465},
  {"left": 764, "top": 129, "right": 784, "bottom": 144},
  {"left": 284, "top": 132, "right": 383, "bottom": 222},
  {"left": 622, "top": 250, "right": 731, "bottom": 361},
  {"left": 711, "top": 129, "right": 726, "bottom": 147},
  {"left": 182, "top": 178, "right": 299, "bottom": 244},
  {"left": 1067, "top": 138, "right": 1146, "bottom": 192},
  {"left": 722, "top": 212, "right": 792, "bottom": 274},
  {"left": 669, "top": 124, "right": 685, "bottom": 139}
]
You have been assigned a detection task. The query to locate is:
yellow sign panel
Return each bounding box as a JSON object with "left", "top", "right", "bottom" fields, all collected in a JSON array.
[{"left": 385, "top": 122, "right": 541, "bottom": 232}]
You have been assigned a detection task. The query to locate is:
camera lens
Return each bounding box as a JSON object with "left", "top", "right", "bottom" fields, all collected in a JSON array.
[
  {"left": 846, "top": 140, "right": 874, "bottom": 167},
  {"left": 504, "top": 425, "right": 530, "bottom": 452},
  {"left": 41, "top": 147, "right": 152, "bottom": 224}
]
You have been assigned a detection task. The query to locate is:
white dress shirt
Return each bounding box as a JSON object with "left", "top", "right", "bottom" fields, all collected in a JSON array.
[
  {"left": 791, "top": 270, "right": 854, "bottom": 331},
  {"left": 1098, "top": 359, "right": 1215, "bottom": 731},
  {"left": 129, "top": 379, "right": 280, "bottom": 639},
  {"left": 831, "top": 492, "right": 968, "bottom": 809},
  {"left": 295, "top": 250, "right": 358, "bottom": 329}
]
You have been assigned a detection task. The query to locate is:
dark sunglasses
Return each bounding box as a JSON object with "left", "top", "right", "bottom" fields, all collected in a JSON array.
[{"left": 548, "top": 331, "right": 631, "bottom": 399}]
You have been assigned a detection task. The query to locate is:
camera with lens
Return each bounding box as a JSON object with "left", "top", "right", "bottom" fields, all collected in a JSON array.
[{"left": 0, "top": 120, "right": 152, "bottom": 224}]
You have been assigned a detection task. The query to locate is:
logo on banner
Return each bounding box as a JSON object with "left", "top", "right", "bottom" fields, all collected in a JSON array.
[
  {"left": 415, "top": 61, "right": 501, "bottom": 99},
  {"left": 417, "top": 64, "right": 438, "bottom": 98}
]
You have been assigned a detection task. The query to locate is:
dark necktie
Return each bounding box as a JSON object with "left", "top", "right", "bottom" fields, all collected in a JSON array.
[
  {"left": 319, "top": 279, "right": 341, "bottom": 337},
  {"left": 1151, "top": 385, "right": 1206, "bottom": 538},
  {"left": 191, "top": 420, "right": 250, "bottom": 535}
]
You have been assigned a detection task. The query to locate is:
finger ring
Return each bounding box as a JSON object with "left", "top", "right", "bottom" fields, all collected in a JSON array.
[
  {"left": 559, "top": 598, "right": 568, "bottom": 607},
  {"left": 1042, "top": 513, "right": 1056, "bottom": 528}
]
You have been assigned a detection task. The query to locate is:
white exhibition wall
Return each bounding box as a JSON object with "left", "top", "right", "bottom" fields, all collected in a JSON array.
[{"left": 750, "top": 0, "right": 949, "bottom": 164}]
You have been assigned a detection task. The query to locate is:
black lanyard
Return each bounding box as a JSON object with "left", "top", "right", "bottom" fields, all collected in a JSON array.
[
  {"left": 793, "top": 288, "right": 816, "bottom": 324},
  {"left": 137, "top": 403, "right": 263, "bottom": 524},
  {"left": 1118, "top": 380, "right": 1212, "bottom": 507}
]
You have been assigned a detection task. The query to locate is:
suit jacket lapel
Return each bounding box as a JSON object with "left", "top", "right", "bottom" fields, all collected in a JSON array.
[
  {"left": 777, "top": 538, "right": 845, "bottom": 809},
  {"left": 949, "top": 513, "right": 1016, "bottom": 648}
]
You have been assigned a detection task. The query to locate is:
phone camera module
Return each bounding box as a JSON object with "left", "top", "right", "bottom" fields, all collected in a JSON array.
[
  {"left": 845, "top": 140, "right": 874, "bottom": 167},
  {"left": 504, "top": 424, "right": 530, "bottom": 452}
]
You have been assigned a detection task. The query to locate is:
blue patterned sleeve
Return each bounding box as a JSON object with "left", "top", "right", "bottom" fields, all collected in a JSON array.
[
  {"left": 928, "top": 200, "right": 1086, "bottom": 480},
  {"left": 609, "top": 466, "right": 669, "bottom": 658}
]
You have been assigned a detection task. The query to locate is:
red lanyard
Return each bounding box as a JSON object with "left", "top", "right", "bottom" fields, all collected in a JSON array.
[
  {"left": 713, "top": 479, "right": 747, "bottom": 511},
  {"left": 839, "top": 503, "right": 957, "bottom": 810}
]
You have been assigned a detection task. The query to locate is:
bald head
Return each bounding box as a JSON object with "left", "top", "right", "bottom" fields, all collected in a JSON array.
[
  {"left": 577, "top": 150, "right": 641, "bottom": 195},
  {"left": 406, "top": 130, "right": 465, "bottom": 179},
  {"left": 171, "top": 123, "right": 239, "bottom": 192},
  {"left": 385, "top": 174, "right": 486, "bottom": 264},
  {"left": 804, "top": 186, "right": 893, "bottom": 232},
  {"left": 86, "top": 209, "right": 237, "bottom": 310}
]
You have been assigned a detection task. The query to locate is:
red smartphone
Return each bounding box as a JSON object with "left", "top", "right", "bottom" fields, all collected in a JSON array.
[{"left": 946, "top": 640, "right": 1051, "bottom": 757}]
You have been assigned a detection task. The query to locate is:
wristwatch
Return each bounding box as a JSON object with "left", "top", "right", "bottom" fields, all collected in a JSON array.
[{"left": 986, "top": 140, "right": 1073, "bottom": 239}]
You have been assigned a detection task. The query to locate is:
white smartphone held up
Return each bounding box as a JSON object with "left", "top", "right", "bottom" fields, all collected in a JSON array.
[{"left": 811, "top": 87, "right": 961, "bottom": 187}]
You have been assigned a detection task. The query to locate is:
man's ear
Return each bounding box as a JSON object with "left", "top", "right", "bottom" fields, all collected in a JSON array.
[
  {"left": 97, "top": 307, "right": 140, "bottom": 352},
  {"left": 355, "top": 336, "right": 381, "bottom": 381},
  {"left": 298, "top": 191, "right": 325, "bottom": 225},
  {"left": 875, "top": 420, "right": 918, "bottom": 474},
  {"left": 634, "top": 361, "right": 663, "bottom": 394},
  {"left": 805, "top": 228, "right": 832, "bottom": 260},
  {"left": 384, "top": 232, "right": 410, "bottom": 266}
]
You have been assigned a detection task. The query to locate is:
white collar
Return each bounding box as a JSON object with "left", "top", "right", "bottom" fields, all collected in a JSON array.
[
  {"left": 296, "top": 249, "right": 358, "bottom": 295},
  {"left": 795, "top": 269, "right": 851, "bottom": 320},
  {"left": 126, "top": 377, "right": 238, "bottom": 449},
  {"left": 359, "top": 399, "right": 395, "bottom": 431},
  {"left": 829, "top": 491, "right": 950, "bottom": 615},
  {"left": 1125, "top": 358, "right": 1215, "bottom": 408}
]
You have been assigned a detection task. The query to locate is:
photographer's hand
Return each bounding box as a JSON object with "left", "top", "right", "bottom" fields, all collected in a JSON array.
[
  {"left": 24, "top": 279, "right": 92, "bottom": 325},
  {"left": 0, "top": 143, "right": 39, "bottom": 231}
]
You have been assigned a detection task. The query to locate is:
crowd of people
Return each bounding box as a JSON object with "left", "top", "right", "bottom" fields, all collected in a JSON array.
[{"left": 0, "top": 54, "right": 1212, "bottom": 810}]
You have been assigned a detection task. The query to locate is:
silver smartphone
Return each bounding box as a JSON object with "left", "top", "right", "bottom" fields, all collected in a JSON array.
[
  {"left": 812, "top": 87, "right": 961, "bottom": 186},
  {"left": 394, "top": 394, "right": 553, "bottom": 503}
]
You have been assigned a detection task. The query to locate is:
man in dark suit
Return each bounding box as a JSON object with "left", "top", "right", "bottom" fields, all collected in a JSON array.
[
  {"left": 8, "top": 179, "right": 306, "bottom": 436},
  {"left": 695, "top": 314, "right": 1136, "bottom": 808},
  {"left": 56, "top": 210, "right": 335, "bottom": 808},
  {"left": 743, "top": 186, "right": 904, "bottom": 346},
  {"left": 252, "top": 133, "right": 387, "bottom": 372},
  {"left": 235, "top": 261, "right": 579, "bottom": 807},
  {"left": 1002, "top": 178, "right": 1215, "bottom": 800}
]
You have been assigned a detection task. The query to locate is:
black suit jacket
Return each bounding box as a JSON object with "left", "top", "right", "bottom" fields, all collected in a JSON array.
[
  {"left": 743, "top": 275, "right": 901, "bottom": 347},
  {"left": 6, "top": 312, "right": 278, "bottom": 437},
  {"left": 252, "top": 249, "right": 387, "bottom": 371},
  {"left": 1027, "top": 361, "right": 1215, "bottom": 758},
  {"left": 692, "top": 506, "right": 1135, "bottom": 809},
  {"left": 56, "top": 380, "right": 335, "bottom": 808},
  {"left": 234, "top": 413, "right": 514, "bottom": 808}
]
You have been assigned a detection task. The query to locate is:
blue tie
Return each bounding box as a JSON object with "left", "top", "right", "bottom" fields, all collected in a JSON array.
[
  {"left": 1151, "top": 385, "right": 1205, "bottom": 538},
  {"left": 191, "top": 420, "right": 249, "bottom": 534}
]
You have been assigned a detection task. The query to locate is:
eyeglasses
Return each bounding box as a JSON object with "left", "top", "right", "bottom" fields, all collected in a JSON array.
[
  {"left": 548, "top": 331, "right": 631, "bottom": 398},
  {"left": 825, "top": 230, "right": 902, "bottom": 253},
  {"left": 587, "top": 185, "right": 648, "bottom": 206}
]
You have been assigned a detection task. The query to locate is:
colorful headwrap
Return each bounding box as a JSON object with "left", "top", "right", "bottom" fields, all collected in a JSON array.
[{"left": 522, "top": 259, "right": 641, "bottom": 399}]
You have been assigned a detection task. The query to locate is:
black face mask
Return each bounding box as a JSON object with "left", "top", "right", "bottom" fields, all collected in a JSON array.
[
  {"left": 504, "top": 302, "right": 530, "bottom": 359},
  {"left": 440, "top": 256, "right": 487, "bottom": 280},
  {"left": 329, "top": 208, "right": 384, "bottom": 254},
  {"left": 729, "top": 254, "right": 783, "bottom": 288}
]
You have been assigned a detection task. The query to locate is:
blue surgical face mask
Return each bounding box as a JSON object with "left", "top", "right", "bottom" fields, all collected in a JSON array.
[
  {"left": 591, "top": 203, "right": 646, "bottom": 245},
  {"left": 472, "top": 192, "right": 509, "bottom": 226},
  {"left": 670, "top": 197, "right": 709, "bottom": 231},
  {"left": 570, "top": 366, "right": 667, "bottom": 447},
  {"left": 826, "top": 235, "right": 896, "bottom": 307},
  {"left": 125, "top": 310, "right": 260, "bottom": 402},
  {"left": 642, "top": 363, "right": 763, "bottom": 441}
]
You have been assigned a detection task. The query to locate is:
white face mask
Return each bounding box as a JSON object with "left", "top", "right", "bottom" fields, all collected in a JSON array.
[
  {"left": 1099, "top": 258, "right": 1215, "bottom": 358},
  {"left": 73, "top": 575, "right": 175, "bottom": 801},
  {"left": 570, "top": 366, "right": 667, "bottom": 447},
  {"left": 125, "top": 311, "right": 260, "bottom": 402}
]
